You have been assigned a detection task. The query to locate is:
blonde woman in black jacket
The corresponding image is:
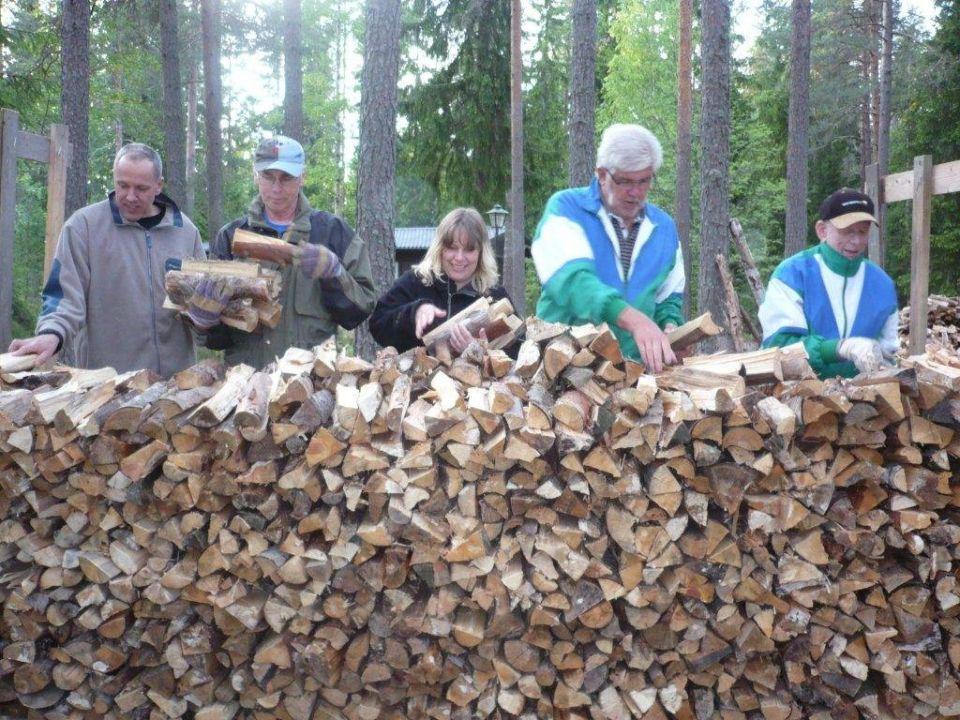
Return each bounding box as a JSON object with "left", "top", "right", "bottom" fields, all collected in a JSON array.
[{"left": 370, "top": 207, "right": 513, "bottom": 354}]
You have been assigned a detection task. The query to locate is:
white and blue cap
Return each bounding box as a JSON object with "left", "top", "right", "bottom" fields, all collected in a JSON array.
[{"left": 254, "top": 136, "right": 305, "bottom": 177}]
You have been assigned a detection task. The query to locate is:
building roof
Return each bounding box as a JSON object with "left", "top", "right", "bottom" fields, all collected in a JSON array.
[{"left": 394, "top": 226, "right": 498, "bottom": 251}]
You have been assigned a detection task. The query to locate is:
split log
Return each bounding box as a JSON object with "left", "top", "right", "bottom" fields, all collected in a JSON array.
[
  {"left": 230, "top": 227, "right": 298, "bottom": 264},
  {"left": 666, "top": 312, "right": 723, "bottom": 353},
  {"left": 0, "top": 352, "right": 39, "bottom": 373},
  {"left": 420, "top": 296, "right": 517, "bottom": 350}
]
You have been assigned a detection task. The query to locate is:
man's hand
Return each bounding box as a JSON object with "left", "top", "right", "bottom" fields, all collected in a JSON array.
[
  {"left": 297, "top": 242, "right": 343, "bottom": 280},
  {"left": 617, "top": 306, "right": 677, "bottom": 373},
  {"left": 185, "top": 276, "right": 231, "bottom": 330},
  {"left": 8, "top": 334, "right": 59, "bottom": 365},
  {"left": 415, "top": 304, "right": 447, "bottom": 339},
  {"left": 838, "top": 337, "right": 883, "bottom": 373}
]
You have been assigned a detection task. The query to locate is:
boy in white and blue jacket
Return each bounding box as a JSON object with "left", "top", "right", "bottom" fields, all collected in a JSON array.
[
  {"left": 532, "top": 124, "right": 685, "bottom": 372},
  {"left": 759, "top": 188, "right": 899, "bottom": 378}
]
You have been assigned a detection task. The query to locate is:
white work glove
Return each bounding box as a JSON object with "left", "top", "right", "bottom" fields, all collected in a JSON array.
[{"left": 838, "top": 337, "right": 883, "bottom": 374}]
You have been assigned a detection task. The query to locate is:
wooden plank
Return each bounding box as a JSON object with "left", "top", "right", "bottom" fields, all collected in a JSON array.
[
  {"left": 44, "top": 124, "right": 70, "bottom": 279},
  {"left": 908, "top": 155, "right": 933, "bottom": 356},
  {"left": 0, "top": 109, "right": 19, "bottom": 351},
  {"left": 864, "top": 162, "right": 883, "bottom": 265},
  {"left": 14, "top": 129, "right": 50, "bottom": 163},
  {"left": 883, "top": 158, "right": 960, "bottom": 203}
]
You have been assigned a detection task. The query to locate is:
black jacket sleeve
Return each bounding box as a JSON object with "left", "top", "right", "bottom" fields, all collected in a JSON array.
[{"left": 369, "top": 271, "right": 431, "bottom": 352}]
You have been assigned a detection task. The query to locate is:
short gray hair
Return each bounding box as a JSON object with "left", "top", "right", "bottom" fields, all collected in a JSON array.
[
  {"left": 114, "top": 143, "right": 163, "bottom": 180},
  {"left": 596, "top": 124, "right": 663, "bottom": 174}
]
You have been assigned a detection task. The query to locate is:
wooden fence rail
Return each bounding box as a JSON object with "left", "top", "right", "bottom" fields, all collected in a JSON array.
[
  {"left": 866, "top": 156, "right": 960, "bottom": 356},
  {"left": 0, "top": 108, "right": 71, "bottom": 351}
]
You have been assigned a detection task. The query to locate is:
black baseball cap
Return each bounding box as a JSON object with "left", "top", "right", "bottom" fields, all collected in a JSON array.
[{"left": 818, "top": 188, "right": 878, "bottom": 229}]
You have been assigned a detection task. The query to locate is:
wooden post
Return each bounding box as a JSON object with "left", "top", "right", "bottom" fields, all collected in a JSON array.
[
  {"left": 44, "top": 124, "right": 70, "bottom": 279},
  {"left": 908, "top": 154, "right": 932, "bottom": 356},
  {"left": 864, "top": 162, "right": 882, "bottom": 265},
  {"left": 0, "top": 109, "right": 19, "bottom": 351}
]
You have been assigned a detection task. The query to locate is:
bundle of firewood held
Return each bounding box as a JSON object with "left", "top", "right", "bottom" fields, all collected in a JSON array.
[
  {"left": 2, "top": 318, "right": 960, "bottom": 720},
  {"left": 900, "top": 295, "right": 960, "bottom": 356},
  {"left": 164, "top": 258, "right": 283, "bottom": 333}
]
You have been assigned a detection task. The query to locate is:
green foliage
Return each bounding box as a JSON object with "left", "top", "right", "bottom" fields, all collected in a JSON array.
[
  {"left": 523, "top": 0, "right": 569, "bottom": 233},
  {"left": 398, "top": 0, "right": 511, "bottom": 219},
  {"left": 599, "top": 0, "right": 682, "bottom": 213},
  {"left": 887, "top": 0, "right": 960, "bottom": 299}
]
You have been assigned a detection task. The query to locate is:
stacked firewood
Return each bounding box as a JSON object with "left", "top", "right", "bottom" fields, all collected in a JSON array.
[
  {"left": 900, "top": 295, "right": 960, "bottom": 356},
  {"left": 164, "top": 258, "right": 283, "bottom": 332},
  {"left": 2, "top": 321, "right": 960, "bottom": 720}
]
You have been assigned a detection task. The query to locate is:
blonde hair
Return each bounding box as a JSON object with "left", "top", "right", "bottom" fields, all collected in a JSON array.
[{"left": 414, "top": 207, "right": 500, "bottom": 293}]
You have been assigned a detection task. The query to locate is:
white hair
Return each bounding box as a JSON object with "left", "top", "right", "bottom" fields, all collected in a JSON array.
[{"left": 596, "top": 124, "right": 663, "bottom": 174}]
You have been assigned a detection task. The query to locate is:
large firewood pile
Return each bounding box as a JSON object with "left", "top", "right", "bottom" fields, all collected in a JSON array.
[
  {"left": 2, "top": 321, "right": 960, "bottom": 720},
  {"left": 900, "top": 295, "right": 960, "bottom": 356}
]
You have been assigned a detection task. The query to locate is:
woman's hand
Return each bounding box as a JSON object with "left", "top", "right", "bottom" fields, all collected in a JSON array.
[
  {"left": 449, "top": 324, "right": 487, "bottom": 355},
  {"left": 415, "top": 304, "right": 447, "bottom": 338}
]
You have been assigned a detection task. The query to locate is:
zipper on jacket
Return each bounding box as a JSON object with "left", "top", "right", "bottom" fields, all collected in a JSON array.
[
  {"left": 145, "top": 233, "right": 162, "bottom": 372},
  {"left": 841, "top": 274, "right": 849, "bottom": 338}
]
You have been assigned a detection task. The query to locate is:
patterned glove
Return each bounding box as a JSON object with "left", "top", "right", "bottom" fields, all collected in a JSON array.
[
  {"left": 185, "top": 276, "right": 231, "bottom": 330},
  {"left": 297, "top": 242, "right": 343, "bottom": 279},
  {"left": 838, "top": 337, "right": 883, "bottom": 373}
]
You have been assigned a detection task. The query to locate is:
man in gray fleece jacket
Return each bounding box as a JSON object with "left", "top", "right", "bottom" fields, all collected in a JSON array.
[{"left": 7, "top": 143, "right": 206, "bottom": 377}]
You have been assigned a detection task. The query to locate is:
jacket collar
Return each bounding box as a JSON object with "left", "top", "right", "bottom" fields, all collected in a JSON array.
[
  {"left": 436, "top": 274, "right": 480, "bottom": 298},
  {"left": 108, "top": 191, "right": 185, "bottom": 228},
  {"left": 248, "top": 192, "right": 313, "bottom": 235},
  {"left": 817, "top": 242, "right": 864, "bottom": 277},
  {"left": 574, "top": 176, "right": 605, "bottom": 215}
]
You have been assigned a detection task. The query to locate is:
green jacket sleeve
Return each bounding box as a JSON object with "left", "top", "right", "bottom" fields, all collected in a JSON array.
[
  {"left": 654, "top": 294, "right": 684, "bottom": 329},
  {"left": 538, "top": 259, "right": 630, "bottom": 327},
  {"left": 763, "top": 330, "right": 856, "bottom": 379}
]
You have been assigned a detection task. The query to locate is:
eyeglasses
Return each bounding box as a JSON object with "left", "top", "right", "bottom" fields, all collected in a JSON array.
[
  {"left": 258, "top": 172, "right": 300, "bottom": 187},
  {"left": 606, "top": 171, "right": 654, "bottom": 190}
]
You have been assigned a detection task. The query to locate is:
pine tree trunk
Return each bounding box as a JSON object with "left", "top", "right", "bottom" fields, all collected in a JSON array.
[
  {"left": 505, "top": 0, "right": 526, "bottom": 318},
  {"left": 567, "top": 0, "right": 597, "bottom": 187},
  {"left": 697, "top": 0, "right": 732, "bottom": 353},
  {"left": 867, "top": 0, "right": 881, "bottom": 164},
  {"left": 354, "top": 0, "right": 401, "bottom": 361},
  {"left": 876, "top": 0, "right": 895, "bottom": 266},
  {"left": 201, "top": 0, "right": 224, "bottom": 236},
  {"left": 186, "top": 60, "right": 198, "bottom": 218},
  {"left": 282, "top": 0, "right": 303, "bottom": 141},
  {"left": 676, "top": 0, "right": 694, "bottom": 318},
  {"left": 61, "top": 0, "right": 90, "bottom": 216},
  {"left": 159, "top": 0, "right": 187, "bottom": 208},
  {"left": 784, "top": 0, "right": 810, "bottom": 257},
  {"left": 334, "top": 0, "right": 346, "bottom": 216}
]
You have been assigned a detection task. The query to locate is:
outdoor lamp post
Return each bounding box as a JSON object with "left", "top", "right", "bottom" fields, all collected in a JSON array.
[{"left": 486, "top": 204, "right": 509, "bottom": 268}]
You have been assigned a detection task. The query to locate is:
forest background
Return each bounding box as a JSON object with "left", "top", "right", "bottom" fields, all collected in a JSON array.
[{"left": 2, "top": 0, "right": 958, "bottom": 349}]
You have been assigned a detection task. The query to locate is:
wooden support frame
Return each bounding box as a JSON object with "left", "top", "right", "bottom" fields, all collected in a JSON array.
[
  {"left": 865, "top": 156, "right": 960, "bottom": 356},
  {"left": 0, "top": 108, "right": 71, "bottom": 350}
]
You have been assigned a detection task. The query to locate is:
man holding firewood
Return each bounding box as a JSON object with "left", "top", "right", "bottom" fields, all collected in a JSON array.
[
  {"left": 7, "top": 142, "right": 208, "bottom": 377},
  {"left": 206, "top": 136, "right": 376, "bottom": 368},
  {"left": 531, "top": 124, "right": 686, "bottom": 372},
  {"left": 759, "top": 188, "right": 899, "bottom": 378}
]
